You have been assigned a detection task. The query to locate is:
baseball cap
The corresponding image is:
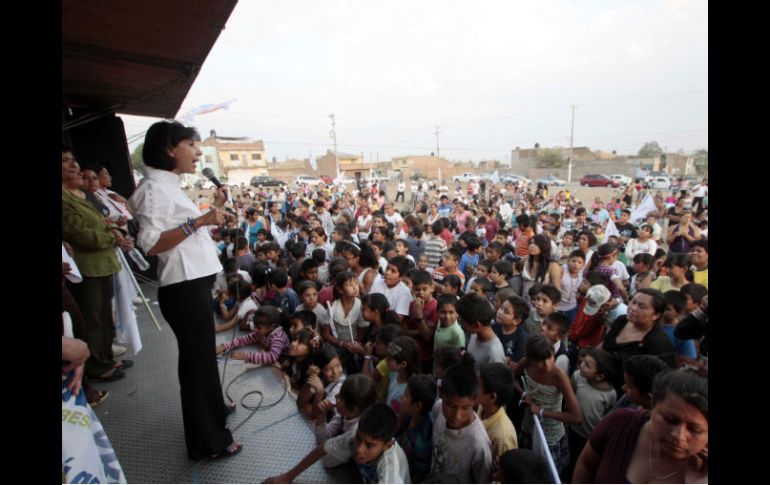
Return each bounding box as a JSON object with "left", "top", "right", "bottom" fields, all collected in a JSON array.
[{"left": 583, "top": 285, "right": 611, "bottom": 316}]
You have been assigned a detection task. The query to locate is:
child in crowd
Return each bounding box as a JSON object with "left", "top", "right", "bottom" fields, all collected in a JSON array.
[
  {"left": 566, "top": 348, "right": 619, "bottom": 479},
  {"left": 557, "top": 231, "right": 576, "bottom": 264},
  {"left": 469, "top": 277, "right": 494, "bottom": 309},
  {"left": 403, "top": 270, "right": 438, "bottom": 373},
  {"left": 297, "top": 344, "right": 346, "bottom": 420},
  {"left": 466, "top": 259, "right": 493, "bottom": 294},
  {"left": 680, "top": 283, "right": 708, "bottom": 313},
  {"left": 496, "top": 449, "right": 550, "bottom": 484},
  {"left": 458, "top": 293, "right": 506, "bottom": 369},
  {"left": 371, "top": 240, "right": 389, "bottom": 274},
  {"left": 363, "top": 323, "right": 403, "bottom": 403},
  {"left": 395, "top": 238, "right": 416, "bottom": 265},
  {"left": 384, "top": 336, "right": 420, "bottom": 414},
  {"left": 433, "top": 295, "right": 465, "bottom": 351},
  {"left": 556, "top": 249, "right": 585, "bottom": 323},
  {"left": 568, "top": 281, "right": 612, "bottom": 370},
  {"left": 215, "top": 279, "right": 258, "bottom": 333},
  {"left": 318, "top": 257, "right": 349, "bottom": 306},
  {"left": 396, "top": 374, "right": 437, "bottom": 483},
  {"left": 427, "top": 357, "right": 493, "bottom": 483},
  {"left": 458, "top": 236, "right": 483, "bottom": 280},
  {"left": 432, "top": 248, "right": 466, "bottom": 293},
  {"left": 369, "top": 256, "right": 414, "bottom": 322},
  {"left": 477, "top": 362, "right": 518, "bottom": 460},
  {"left": 540, "top": 312, "right": 571, "bottom": 374},
  {"left": 523, "top": 284, "right": 560, "bottom": 337},
  {"left": 265, "top": 241, "right": 282, "bottom": 270},
  {"left": 490, "top": 260, "right": 516, "bottom": 308},
  {"left": 416, "top": 254, "right": 430, "bottom": 273},
  {"left": 493, "top": 295, "right": 530, "bottom": 372},
  {"left": 213, "top": 258, "right": 252, "bottom": 317},
  {"left": 484, "top": 242, "right": 503, "bottom": 266},
  {"left": 324, "top": 272, "right": 367, "bottom": 373},
  {"left": 268, "top": 269, "right": 301, "bottom": 314},
  {"left": 514, "top": 334, "right": 583, "bottom": 479},
  {"left": 288, "top": 241, "right": 307, "bottom": 286},
  {"left": 313, "top": 248, "right": 330, "bottom": 284},
  {"left": 441, "top": 274, "right": 463, "bottom": 297},
  {"left": 612, "top": 354, "right": 670, "bottom": 411},
  {"left": 629, "top": 253, "right": 655, "bottom": 295},
  {"left": 283, "top": 328, "right": 315, "bottom": 392},
  {"left": 295, "top": 280, "right": 331, "bottom": 331},
  {"left": 215, "top": 306, "right": 290, "bottom": 366},
  {"left": 296, "top": 258, "right": 320, "bottom": 290},
  {"left": 662, "top": 290, "right": 698, "bottom": 364}
]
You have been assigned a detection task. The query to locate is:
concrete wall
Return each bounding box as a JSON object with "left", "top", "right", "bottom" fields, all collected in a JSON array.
[{"left": 526, "top": 159, "right": 640, "bottom": 180}]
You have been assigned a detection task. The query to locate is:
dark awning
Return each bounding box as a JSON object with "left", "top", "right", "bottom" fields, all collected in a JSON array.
[{"left": 62, "top": 0, "right": 238, "bottom": 118}]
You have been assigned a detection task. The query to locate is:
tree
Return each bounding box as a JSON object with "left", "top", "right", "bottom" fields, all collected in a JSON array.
[
  {"left": 131, "top": 143, "right": 145, "bottom": 170},
  {"left": 638, "top": 141, "right": 663, "bottom": 157},
  {"left": 536, "top": 148, "right": 565, "bottom": 168}
]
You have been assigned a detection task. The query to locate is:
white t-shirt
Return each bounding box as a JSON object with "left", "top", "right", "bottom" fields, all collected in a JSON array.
[
  {"left": 693, "top": 184, "right": 708, "bottom": 197},
  {"left": 324, "top": 434, "right": 411, "bottom": 484},
  {"left": 357, "top": 215, "right": 373, "bottom": 234},
  {"left": 295, "top": 302, "right": 330, "bottom": 328},
  {"left": 369, "top": 276, "right": 413, "bottom": 317},
  {"left": 611, "top": 260, "right": 630, "bottom": 282},
  {"left": 385, "top": 212, "right": 404, "bottom": 228},
  {"left": 238, "top": 298, "right": 260, "bottom": 329},
  {"left": 398, "top": 182, "right": 406, "bottom": 192},
  {"left": 625, "top": 238, "right": 658, "bottom": 260}
]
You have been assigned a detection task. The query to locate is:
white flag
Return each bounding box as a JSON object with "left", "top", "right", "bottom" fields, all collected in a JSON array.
[
  {"left": 604, "top": 218, "right": 620, "bottom": 243},
  {"left": 270, "top": 217, "right": 288, "bottom": 247},
  {"left": 532, "top": 408, "right": 561, "bottom": 484},
  {"left": 630, "top": 193, "right": 656, "bottom": 224},
  {"left": 309, "top": 150, "right": 317, "bottom": 171},
  {"left": 491, "top": 171, "right": 500, "bottom": 184}
]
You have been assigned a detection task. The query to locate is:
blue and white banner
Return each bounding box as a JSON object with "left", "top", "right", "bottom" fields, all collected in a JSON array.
[{"left": 62, "top": 379, "right": 126, "bottom": 483}]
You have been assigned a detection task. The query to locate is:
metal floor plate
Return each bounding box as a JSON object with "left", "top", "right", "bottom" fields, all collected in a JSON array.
[{"left": 93, "top": 282, "right": 360, "bottom": 483}]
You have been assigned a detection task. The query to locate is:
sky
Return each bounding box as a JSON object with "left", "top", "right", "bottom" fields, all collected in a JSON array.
[{"left": 121, "top": 0, "right": 707, "bottom": 163}]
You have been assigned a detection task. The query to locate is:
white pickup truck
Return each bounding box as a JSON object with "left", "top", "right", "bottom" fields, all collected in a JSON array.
[{"left": 453, "top": 172, "right": 480, "bottom": 183}]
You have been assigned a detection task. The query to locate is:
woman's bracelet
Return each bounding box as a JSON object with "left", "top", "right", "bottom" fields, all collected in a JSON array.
[{"left": 179, "top": 217, "right": 197, "bottom": 237}]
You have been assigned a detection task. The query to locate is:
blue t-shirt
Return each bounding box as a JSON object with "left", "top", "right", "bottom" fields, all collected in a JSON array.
[
  {"left": 458, "top": 253, "right": 480, "bottom": 275},
  {"left": 492, "top": 323, "right": 529, "bottom": 363},
  {"left": 438, "top": 204, "right": 453, "bottom": 218},
  {"left": 662, "top": 323, "right": 697, "bottom": 359},
  {"left": 274, "top": 288, "right": 301, "bottom": 315},
  {"left": 396, "top": 413, "right": 433, "bottom": 483}
]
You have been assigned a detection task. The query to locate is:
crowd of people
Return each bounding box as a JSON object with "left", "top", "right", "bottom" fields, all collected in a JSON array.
[{"left": 63, "top": 120, "right": 708, "bottom": 483}]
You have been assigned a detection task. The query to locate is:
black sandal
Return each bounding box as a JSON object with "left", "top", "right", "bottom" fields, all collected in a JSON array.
[
  {"left": 92, "top": 368, "right": 126, "bottom": 382},
  {"left": 209, "top": 442, "right": 242, "bottom": 460}
]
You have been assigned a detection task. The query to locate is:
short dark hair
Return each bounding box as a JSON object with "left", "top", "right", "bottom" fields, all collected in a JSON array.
[
  {"left": 290, "top": 310, "right": 317, "bottom": 328},
  {"left": 466, "top": 236, "right": 483, "bottom": 251},
  {"left": 297, "top": 280, "right": 318, "bottom": 296},
  {"left": 227, "top": 279, "right": 252, "bottom": 301},
  {"left": 338, "top": 374, "right": 378, "bottom": 415},
  {"left": 624, "top": 355, "right": 670, "bottom": 395},
  {"left": 506, "top": 295, "right": 530, "bottom": 323},
  {"left": 444, "top": 248, "right": 462, "bottom": 264},
  {"left": 290, "top": 241, "right": 307, "bottom": 258},
  {"left": 457, "top": 293, "right": 495, "bottom": 326},
  {"left": 441, "top": 361, "right": 478, "bottom": 398},
  {"left": 431, "top": 220, "right": 444, "bottom": 235},
  {"left": 663, "top": 290, "right": 688, "bottom": 314},
  {"left": 268, "top": 269, "right": 289, "bottom": 289},
  {"left": 388, "top": 256, "right": 410, "bottom": 277},
  {"left": 142, "top": 121, "right": 200, "bottom": 171},
  {"left": 387, "top": 336, "right": 420, "bottom": 375},
  {"left": 311, "top": 343, "right": 340, "bottom": 369},
  {"left": 437, "top": 294, "right": 458, "bottom": 310},
  {"left": 584, "top": 271, "right": 608, "bottom": 287},
  {"left": 411, "top": 270, "right": 433, "bottom": 287},
  {"left": 568, "top": 249, "right": 586, "bottom": 261},
  {"left": 689, "top": 239, "right": 708, "bottom": 253},
  {"left": 407, "top": 374, "right": 437, "bottom": 414},
  {"left": 357, "top": 403, "right": 397, "bottom": 442},
  {"left": 498, "top": 449, "right": 550, "bottom": 484},
  {"left": 635, "top": 288, "right": 666, "bottom": 315},
  {"left": 300, "top": 258, "right": 319, "bottom": 275},
  {"left": 537, "top": 285, "right": 562, "bottom": 305},
  {"left": 471, "top": 277, "right": 492, "bottom": 293},
  {"left": 633, "top": 253, "right": 655, "bottom": 268},
  {"left": 312, "top": 248, "right": 326, "bottom": 264},
  {"left": 493, "top": 260, "right": 513, "bottom": 279},
  {"left": 377, "top": 324, "right": 402, "bottom": 345},
  {"left": 479, "top": 362, "right": 515, "bottom": 407},
  {"left": 543, "top": 312, "right": 569, "bottom": 337},
  {"left": 680, "top": 283, "right": 708, "bottom": 304},
  {"left": 443, "top": 274, "right": 462, "bottom": 292},
  {"left": 580, "top": 348, "right": 620, "bottom": 383}
]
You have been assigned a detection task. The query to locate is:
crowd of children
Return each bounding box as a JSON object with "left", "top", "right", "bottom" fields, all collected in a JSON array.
[{"left": 198, "top": 177, "right": 708, "bottom": 483}]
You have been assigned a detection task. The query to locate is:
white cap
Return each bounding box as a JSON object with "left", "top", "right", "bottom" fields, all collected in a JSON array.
[{"left": 583, "top": 285, "right": 611, "bottom": 316}]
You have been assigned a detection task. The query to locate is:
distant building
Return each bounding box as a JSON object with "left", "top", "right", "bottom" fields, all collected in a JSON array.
[
  {"left": 315, "top": 150, "right": 377, "bottom": 179},
  {"left": 389, "top": 155, "right": 454, "bottom": 180},
  {"left": 201, "top": 130, "right": 267, "bottom": 186}
]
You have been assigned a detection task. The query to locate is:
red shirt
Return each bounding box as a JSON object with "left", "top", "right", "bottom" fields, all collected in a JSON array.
[
  {"left": 440, "top": 229, "right": 453, "bottom": 247},
  {"left": 515, "top": 227, "right": 534, "bottom": 257},
  {"left": 568, "top": 298, "right": 606, "bottom": 348},
  {"left": 485, "top": 218, "right": 500, "bottom": 242},
  {"left": 405, "top": 298, "right": 439, "bottom": 361},
  {"left": 318, "top": 285, "right": 334, "bottom": 307}
]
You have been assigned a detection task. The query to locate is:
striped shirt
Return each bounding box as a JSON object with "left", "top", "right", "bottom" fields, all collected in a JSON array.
[
  {"left": 221, "top": 326, "right": 290, "bottom": 365},
  {"left": 424, "top": 236, "right": 447, "bottom": 268}
]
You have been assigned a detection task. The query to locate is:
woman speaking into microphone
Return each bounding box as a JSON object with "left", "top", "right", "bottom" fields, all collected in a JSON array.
[{"left": 128, "top": 121, "right": 241, "bottom": 460}]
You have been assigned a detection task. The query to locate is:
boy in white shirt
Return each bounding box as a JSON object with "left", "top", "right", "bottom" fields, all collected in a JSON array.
[{"left": 369, "top": 256, "right": 413, "bottom": 323}]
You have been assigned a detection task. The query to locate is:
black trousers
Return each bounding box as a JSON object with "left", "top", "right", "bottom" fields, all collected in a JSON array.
[
  {"left": 68, "top": 275, "right": 116, "bottom": 378},
  {"left": 158, "top": 275, "right": 233, "bottom": 459},
  {"left": 395, "top": 191, "right": 405, "bottom": 202}
]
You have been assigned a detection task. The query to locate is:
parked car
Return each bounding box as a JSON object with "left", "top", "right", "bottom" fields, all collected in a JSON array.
[
  {"left": 295, "top": 175, "right": 322, "bottom": 186},
  {"left": 332, "top": 175, "right": 357, "bottom": 185},
  {"left": 501, "top": 174, "right": 531, "bottom": 185},
  {"left": 648, "top": 176, "right": 671, "bottom": 190},
  {"left": 536, "top": 175, "right": 567, "bottom": 186},
  {"left": 607, "top": 174, "right": 632, "bottom": 186},
  {"left": 644, "top": 171, "right": 669, "bottom": 184},
  {"left": 580, "top": 174, "right": 619, "bottom": 188},
  {"left": 452, "top": 172, "right": 480, "bottom": 183},
  {"left": 250, "top": 176, "right": 285, "bottom": 187},
  {"left": 319, "top": 175, "right": 334, "bottom": 185}
]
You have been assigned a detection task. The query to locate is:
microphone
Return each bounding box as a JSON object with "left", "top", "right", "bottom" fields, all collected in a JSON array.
[{"left": 202, "top": 168, "right": 232, "bottom": 204}]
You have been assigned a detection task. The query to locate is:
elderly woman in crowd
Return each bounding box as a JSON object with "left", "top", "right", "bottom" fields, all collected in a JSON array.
[{"left": 573, "top": 367, "right": 707, "bottom": 483}]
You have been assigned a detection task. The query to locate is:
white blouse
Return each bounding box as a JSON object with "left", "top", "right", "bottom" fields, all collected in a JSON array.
[{"left": 128, "top": 166, "right": 222, "bottom": 287}]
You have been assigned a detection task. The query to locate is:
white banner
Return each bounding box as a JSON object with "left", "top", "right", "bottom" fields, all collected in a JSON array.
[
  {"left": 114, "top": 250, "right": 143, "bottom": 354},
  {"left": 603, "top": 218, "right": 620, "bottom": 243},
  {"left": 532, "top": 414, "right": 561, "bottom": 484},
  {"left": 629, "top": 193, "right": 656, "bottom": 224}
]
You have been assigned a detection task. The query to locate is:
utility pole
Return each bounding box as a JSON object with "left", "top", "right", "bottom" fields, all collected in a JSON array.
[
  {"left": 329, "top": 113, "right": 339, "bottom": 179},
  {"left": 567, "top": 105, "right": 575, "bottom": 183},
  {"left": 434, "top": 125, "right": 441, "bottom": 180}
]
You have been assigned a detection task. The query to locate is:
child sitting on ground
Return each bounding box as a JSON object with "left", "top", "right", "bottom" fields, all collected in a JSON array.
[
  {"left": 215, "top": 279, "right": 259, "bottom": 333},
  {"left": 297, "top": 344, "right": 346, "bottom": 420},
  {"left": 215, "top": 306, "right": 289, "bottom": 365},
  {"left": 477, "top": 362, "right": 519, "bottom": 460},
  {"left": 396, "top": 374, "right": 437, "bottom": 483},
  {"left": 362, "top": 324, "right": 403, "bottom": 403},
  {"left": 283, "top": 328, "right": 316, "bottom": 392}
]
